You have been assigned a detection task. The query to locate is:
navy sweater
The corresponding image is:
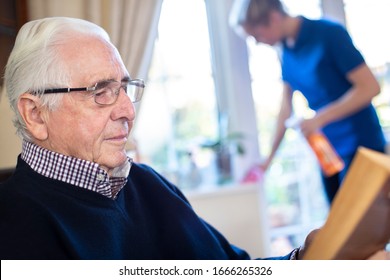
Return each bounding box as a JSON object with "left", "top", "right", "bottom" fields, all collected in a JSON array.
[{"left": 0, "top": 157, "right": 291, "bottom": 260}]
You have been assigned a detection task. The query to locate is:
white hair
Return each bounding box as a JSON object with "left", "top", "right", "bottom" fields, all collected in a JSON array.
[{"left": 4, "top": 17, "right": 111, "bottom": 141}]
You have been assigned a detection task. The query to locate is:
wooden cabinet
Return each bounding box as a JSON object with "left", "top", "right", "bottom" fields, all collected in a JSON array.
[{"left": 0, "top": 0, "right": 27, "bottom": 86}]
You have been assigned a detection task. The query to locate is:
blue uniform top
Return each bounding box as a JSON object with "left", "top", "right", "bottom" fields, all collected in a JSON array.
[{"left": 281, "top": 16, "right": 386, "bottom": 157}]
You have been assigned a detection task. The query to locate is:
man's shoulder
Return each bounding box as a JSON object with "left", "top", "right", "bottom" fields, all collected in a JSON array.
[
  {"left": 127, "top": 162, "right": 187, "bottom": 199},
  {"left": 0, "top": 172, "right": 41, "bottom": 205},
  {"left": 129, "top": 162, "right": 172, "bottom": 182}
]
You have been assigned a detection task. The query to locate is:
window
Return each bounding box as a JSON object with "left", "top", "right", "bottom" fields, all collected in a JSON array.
[
  {"left": 343, "top": 0, "right": 390, "bottom": 138},
  {"left": 132, "top": 0, "right": 219, "bottom": 189}
]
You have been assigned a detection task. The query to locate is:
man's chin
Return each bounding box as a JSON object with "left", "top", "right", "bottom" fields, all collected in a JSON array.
[{"left": 100, "top": 150, "right": 128, "bottom": 171}]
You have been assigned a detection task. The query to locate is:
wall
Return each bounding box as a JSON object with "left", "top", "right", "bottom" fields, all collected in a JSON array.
[
  {"left": 0, "top": 0, "right": 27, "bottom": 169},
  {"left": 27, "top": 0, "right": 84, "bottom": 20},
  {"left": 0, "top": 86, "right": 22, "bottom": 168}
]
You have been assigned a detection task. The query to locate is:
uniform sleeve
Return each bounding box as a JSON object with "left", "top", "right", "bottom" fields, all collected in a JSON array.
[{"left": 326, "top": 24, "right": 365, "bottom": 75}]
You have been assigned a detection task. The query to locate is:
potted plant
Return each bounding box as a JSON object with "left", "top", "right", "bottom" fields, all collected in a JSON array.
[{"left": 201, "top": 131, "right": 245, "bottom": 184}]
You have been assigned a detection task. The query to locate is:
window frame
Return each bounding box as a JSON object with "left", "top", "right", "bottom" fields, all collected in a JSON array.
[{"left": 204, "top": 0, "right": 261, "bottom": 180}]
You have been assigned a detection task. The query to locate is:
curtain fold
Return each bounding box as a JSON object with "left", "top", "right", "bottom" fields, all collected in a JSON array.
[{"left": 106, "top": 0, "right": 163, "bottom": 79}]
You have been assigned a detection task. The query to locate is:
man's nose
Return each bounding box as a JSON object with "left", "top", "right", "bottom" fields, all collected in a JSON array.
[{"left": 111, "top": 89, "right": 136, "bottom": 121}]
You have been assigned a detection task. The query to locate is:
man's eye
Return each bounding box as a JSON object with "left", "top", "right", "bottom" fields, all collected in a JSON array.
[{"left": 94, "top": 89, "right": 108, "bottom": 97}]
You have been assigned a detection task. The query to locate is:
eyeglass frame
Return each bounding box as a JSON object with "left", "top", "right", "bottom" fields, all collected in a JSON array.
[{"left": 33, "top": 78, "right": 145, "bottom": 105}]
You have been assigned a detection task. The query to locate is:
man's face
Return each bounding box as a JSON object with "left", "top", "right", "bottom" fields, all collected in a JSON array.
[{"left": 41, "top": 34, "right": 135, "bottom": 175}]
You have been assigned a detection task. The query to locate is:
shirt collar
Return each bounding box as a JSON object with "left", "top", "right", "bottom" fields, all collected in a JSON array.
[{"left": 21, "top": 140, "right": 132, "bottom": 199}]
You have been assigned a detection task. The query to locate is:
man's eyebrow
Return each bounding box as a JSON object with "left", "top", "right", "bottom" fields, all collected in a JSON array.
[
  {"left": 121, "top": 76, "right": 131, "bottom": 83},
  {"left": 92, "top": 76, "right": 131, "bottom": 87},
  {"left": 93, "top": 79, "right": 116, "bottom": 88}
]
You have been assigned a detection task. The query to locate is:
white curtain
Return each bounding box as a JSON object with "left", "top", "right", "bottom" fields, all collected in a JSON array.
[{"left": 27, "top": 0, "right": 163, "bottom": 79}]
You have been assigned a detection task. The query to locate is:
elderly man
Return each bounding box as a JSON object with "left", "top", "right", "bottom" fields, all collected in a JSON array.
[{"left": 0, "top": 17, "right": 387, "bottom": 260}]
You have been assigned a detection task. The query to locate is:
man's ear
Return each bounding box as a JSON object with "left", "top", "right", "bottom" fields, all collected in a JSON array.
[{"left": 17, "top": 93, "right": 49, "bottom": 141}]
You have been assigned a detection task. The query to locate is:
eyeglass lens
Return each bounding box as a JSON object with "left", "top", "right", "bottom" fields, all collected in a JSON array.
[{"left": 94, "top": 80, "right": 143, "bottom": 105}]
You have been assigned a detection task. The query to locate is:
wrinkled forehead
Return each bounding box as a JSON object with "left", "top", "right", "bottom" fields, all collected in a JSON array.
[{"left": 57, "top": 33, "right": 128, "bottom": 85}]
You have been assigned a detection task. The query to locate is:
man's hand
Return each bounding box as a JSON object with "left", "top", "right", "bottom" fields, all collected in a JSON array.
[{"left": 367, "top": 250, "right": 390, "bottom": 260}]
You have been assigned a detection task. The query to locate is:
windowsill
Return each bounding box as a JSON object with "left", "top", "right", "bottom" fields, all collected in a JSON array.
[{"left": 183, "top": 181, "right": 262, "bottom": 199}]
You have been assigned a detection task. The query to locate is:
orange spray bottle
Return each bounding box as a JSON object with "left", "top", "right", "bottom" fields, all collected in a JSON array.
[{"left": 285, "top": 116, "right": 344, "bottom": 177}]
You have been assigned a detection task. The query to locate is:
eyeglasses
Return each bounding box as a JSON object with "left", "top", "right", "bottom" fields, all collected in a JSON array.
[{"left": 38, "top": 79, "right": 145, "bottom": 105}]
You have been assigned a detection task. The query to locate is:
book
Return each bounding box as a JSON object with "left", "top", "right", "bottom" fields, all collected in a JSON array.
[{"left": 303, "top": 147, "right": 390, "bottom": 260}]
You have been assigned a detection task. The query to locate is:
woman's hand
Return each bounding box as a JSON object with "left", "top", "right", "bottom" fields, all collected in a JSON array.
[
  {"left": 367, "top": 250, "right": 390, "bottom": 260},
  {"left": 296, "top": 229, "right": 320, "bottom": 259},
  {"left": 298, "top": 228, "right": 390, "bottom": 260}
]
